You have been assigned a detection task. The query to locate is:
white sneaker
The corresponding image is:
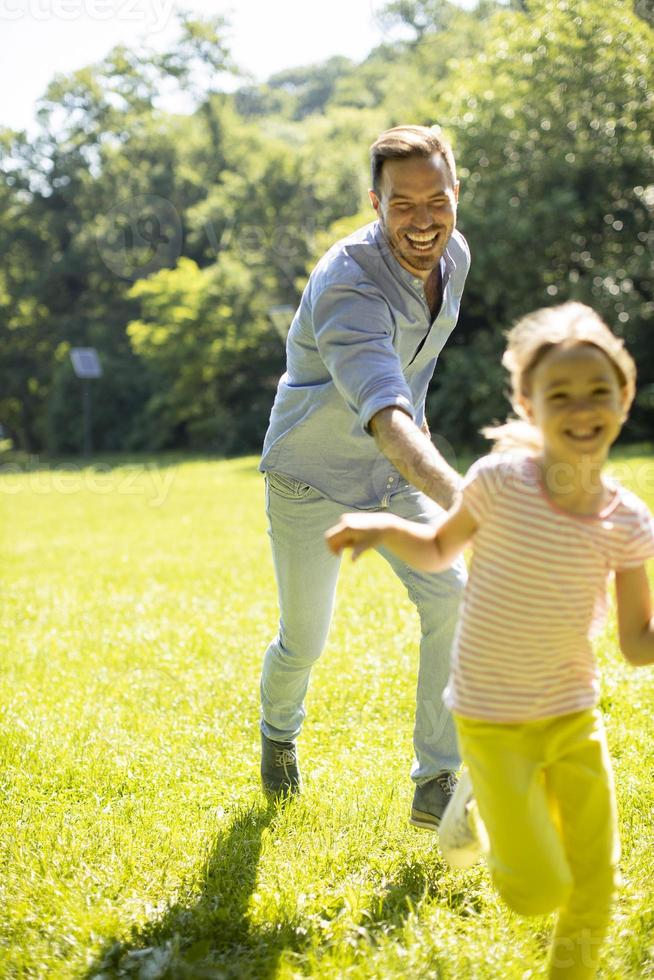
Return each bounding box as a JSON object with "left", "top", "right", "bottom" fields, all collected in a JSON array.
[{"left": 439, "top": 769, "right": 482, "bottom": 869}]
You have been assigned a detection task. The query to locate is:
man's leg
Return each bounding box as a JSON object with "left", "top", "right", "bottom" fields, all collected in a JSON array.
[
  {"left": 260, "top": 474, "right": 344, "bottom": 776},
  {"left": 380, "top": 484, "right": 466, "bottom": 781}
]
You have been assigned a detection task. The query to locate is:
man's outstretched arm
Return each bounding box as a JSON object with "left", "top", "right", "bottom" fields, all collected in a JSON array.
[{"left": 370, "top": 406, "right": 460, "bottom": 511}]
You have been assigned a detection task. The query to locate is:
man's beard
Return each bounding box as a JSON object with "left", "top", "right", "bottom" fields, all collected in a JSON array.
[{"left": 380, "top": 217, "right": 446, "bottom": 273}]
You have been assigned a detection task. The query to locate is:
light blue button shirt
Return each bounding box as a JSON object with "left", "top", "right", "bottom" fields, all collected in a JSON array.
[{"left": 260, "top": 221, "right": 470, "bottom": 509}]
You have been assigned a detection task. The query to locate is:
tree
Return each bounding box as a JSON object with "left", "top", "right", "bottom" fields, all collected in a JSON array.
[
  {"left": 2, "top": 0, "right": 651, "bottom": 455},
  {"left": 265, "top": 57, "right": 356, "bottom": 120},
  {"left": 423, "top": 0, "right": 654, "bottom": 443},
  {"left": 0, "top": 13, "right": 239, "bottom": 453},
  {"left": 375, "top": 0, "right": 456, "bottom": 42},
  {"left": 126, "top": 257, "right": 283, "bottom": 452}
]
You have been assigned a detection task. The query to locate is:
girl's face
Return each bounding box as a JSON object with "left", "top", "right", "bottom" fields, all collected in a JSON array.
[{"left": 520, "top": 343, "right": 629, "bottom": 465}]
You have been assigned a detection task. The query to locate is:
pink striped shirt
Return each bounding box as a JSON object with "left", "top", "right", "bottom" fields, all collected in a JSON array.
[{"left": 443, "top": 454, "right": 654, "bottom": 722}]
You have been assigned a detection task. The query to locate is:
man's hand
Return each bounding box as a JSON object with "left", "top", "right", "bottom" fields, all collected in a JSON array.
[{"left": 370, "top": 406, "right": 461, "bottom": 510}]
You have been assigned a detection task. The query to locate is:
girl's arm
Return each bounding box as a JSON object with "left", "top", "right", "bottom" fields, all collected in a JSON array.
[
  {"left": 325, "top": 498, "right": 478, "bottom": 573},
  {"left": 615, "top": 564, "right": 654, "bottom": 666}
]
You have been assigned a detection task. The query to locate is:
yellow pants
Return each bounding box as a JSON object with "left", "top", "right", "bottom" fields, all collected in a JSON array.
[{"left": 454, "top": 708, "right": 620, "bottom": 979}]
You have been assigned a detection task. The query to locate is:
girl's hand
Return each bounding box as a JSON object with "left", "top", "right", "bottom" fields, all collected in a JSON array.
[
  {"left": 615, "top": 564, "right": 654, "bottom": 666},
  {"left": 325, "top": 512, "right": 397, "bottom": 561},
  {"left": 327, "top": 501, "right": 475, "bottom": 573}
]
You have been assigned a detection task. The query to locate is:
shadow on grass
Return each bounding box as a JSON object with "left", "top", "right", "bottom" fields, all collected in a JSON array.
[
  {"left": 87, "top": 799, "right": 309, "bottom": 980},
  {"left": 84, "top": 811, "right": 462, "bottom": 979},
  {"left": 372, "top": 857, "right": 484, "bottom": 928}
]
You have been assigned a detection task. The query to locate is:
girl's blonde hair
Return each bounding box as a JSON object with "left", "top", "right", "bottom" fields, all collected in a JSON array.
[{"left": 484, "top": 302, "right": 637, "bottom": 453}]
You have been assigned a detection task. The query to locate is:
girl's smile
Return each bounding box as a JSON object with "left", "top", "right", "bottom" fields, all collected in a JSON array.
[{"left": 521, "top": 343, "right": 628, "bottom": 467}]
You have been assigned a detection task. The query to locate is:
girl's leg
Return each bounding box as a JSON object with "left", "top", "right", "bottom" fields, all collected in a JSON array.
[
  {"left": 456, "top": 710, "right": 619, "bottom": 980},
  {"left": 454, "top": 714, "right": 573, "bottom": 916},
  {"left": 545, "top": 710, "right": 619, "bottom": 979}
]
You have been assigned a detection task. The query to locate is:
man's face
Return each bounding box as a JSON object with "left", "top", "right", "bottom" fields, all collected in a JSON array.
[{"left": 369, "top": 153, "right": 459, "bottom": 281}]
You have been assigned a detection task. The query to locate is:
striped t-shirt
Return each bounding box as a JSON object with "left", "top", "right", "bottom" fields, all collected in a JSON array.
[{"left": 443, "top": 453, "right": 654, "bottom": 723}]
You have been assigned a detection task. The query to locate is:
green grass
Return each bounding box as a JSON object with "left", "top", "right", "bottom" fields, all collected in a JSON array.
[{"left": 0, "top": 450, "right": 653, "bottom": 979}]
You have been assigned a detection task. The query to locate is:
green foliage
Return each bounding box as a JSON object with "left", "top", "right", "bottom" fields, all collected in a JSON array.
[
  {"left": 127, "top": 257, "right": 283, "bottom": 452},
  {"left": 377, "top": 0, "right": 458, "bottom": 41},
  {"left": 264, "top": 56, "right": 356, "bottom": 120},
  {"left": 0, "top": 0, "right": 652, "bottom": 452},
  {"left": 427, "top": 328, "right": 507, "bottom": 453},
  {"left": 418, "top": 0, "right": 654, "bottom": 442},
  {"left": 46, "top": 349, "right": 151, "bottom": 455}
]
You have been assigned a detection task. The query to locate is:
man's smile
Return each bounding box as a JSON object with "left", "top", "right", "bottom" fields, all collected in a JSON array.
[{"left": 405, "top": 230, "right": 440, "bottom": 251}]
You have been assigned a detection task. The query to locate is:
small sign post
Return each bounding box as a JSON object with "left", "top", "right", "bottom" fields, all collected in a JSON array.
[{"left": 70, "top": 348, "right": 102, "bottom": 457}]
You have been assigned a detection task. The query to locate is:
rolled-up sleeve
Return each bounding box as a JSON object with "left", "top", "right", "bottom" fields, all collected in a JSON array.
[{"left": 312, "top": 281, "right": 415, "bottom": 433}]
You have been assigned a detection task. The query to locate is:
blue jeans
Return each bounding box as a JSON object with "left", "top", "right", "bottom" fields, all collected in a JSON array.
[{"left": 261, "top": 472, "right": 467, "bottom": 781}]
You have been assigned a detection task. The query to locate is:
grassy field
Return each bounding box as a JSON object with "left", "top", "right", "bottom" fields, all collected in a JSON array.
[{"left": 1, "top": 450, "right": 653, "bottom": 979}]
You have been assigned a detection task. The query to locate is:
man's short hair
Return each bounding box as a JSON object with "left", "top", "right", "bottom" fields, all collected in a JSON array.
[{"left": 369, "top": 125, "right": 457, "bottom": 196}]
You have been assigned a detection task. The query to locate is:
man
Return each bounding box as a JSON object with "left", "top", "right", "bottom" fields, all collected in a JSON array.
[{"left": 259, "top": 125, "right": 470, "bottom": 830}]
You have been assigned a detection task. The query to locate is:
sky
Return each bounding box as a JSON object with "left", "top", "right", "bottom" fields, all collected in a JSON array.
[{"left": 0, "top": 0, "right": 398, "bottom": 132}]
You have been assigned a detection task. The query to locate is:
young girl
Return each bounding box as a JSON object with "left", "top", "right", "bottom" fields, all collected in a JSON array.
[{"left": 326, "top": 302, "right": 654, "bottom": 979}]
